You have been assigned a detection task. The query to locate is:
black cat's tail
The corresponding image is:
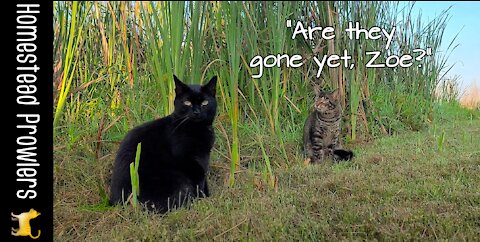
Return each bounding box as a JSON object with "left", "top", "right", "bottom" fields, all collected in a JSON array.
[{"left": 333, "top": 149, "right": 354, "bottom": 161}]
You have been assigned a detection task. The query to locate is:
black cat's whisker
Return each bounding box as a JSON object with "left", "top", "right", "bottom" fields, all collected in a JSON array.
[{"left": 171, "top": 116, "right": 190, "bottom": 134}]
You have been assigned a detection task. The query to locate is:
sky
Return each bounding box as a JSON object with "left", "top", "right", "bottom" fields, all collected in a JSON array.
[{"left": 408, "top": 1, "right": 480, "bottom": 93}]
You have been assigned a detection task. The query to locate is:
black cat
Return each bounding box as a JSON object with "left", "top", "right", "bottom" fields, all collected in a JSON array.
[{"left": 109, "top": 75, "right": 217, "bottom": 213}]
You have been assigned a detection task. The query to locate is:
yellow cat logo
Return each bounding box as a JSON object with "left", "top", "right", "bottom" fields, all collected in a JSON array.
[{"left": 11, "top": 208, "right": 41, "bottom": 239}]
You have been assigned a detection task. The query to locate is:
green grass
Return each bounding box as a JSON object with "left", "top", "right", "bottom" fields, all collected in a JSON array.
[
  {"left": 54, "top": 104, "right": 480, "bottom": 240},
  {"left": 52, "top": 1, "right": 475, "bottom": 240},
  {"left": 129, "top": 143, "right": 141, "bottom": 209},
  {"left": 53, "top": 2, "right": 457, "bottom": 180}
]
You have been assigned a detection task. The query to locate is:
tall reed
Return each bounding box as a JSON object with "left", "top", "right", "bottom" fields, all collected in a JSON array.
[{"left": 54, "top": 1, "right": 456, "bottom": 185}]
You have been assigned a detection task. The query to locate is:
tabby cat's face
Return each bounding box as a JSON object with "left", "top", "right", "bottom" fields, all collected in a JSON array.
[
  {"left": 314, "top": 89, "right": 341, "bottom": 116},
  {"left": 173, "top": 75, "right": 217, "bottom": 124}
]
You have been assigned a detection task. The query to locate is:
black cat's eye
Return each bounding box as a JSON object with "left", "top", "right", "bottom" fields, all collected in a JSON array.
[
  {"left": 201, "top": 100, "right": 209, "bottom": 106},
  {"left": 184, "top": 100, "right": 192, "bottom": 106}
]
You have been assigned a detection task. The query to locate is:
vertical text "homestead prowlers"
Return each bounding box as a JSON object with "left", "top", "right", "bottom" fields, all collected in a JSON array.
[{"left": 16, "top": 4, "right": 40, "bottom": 199}]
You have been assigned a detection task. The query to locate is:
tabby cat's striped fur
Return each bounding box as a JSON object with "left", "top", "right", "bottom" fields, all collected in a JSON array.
[{"left": 303, "top": 88, "right": 353, "bottom": 163}]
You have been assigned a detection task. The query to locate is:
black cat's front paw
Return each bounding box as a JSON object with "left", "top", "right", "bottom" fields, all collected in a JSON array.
[{"left": 203, "top": 180, "right": 210, "bottom": 197}]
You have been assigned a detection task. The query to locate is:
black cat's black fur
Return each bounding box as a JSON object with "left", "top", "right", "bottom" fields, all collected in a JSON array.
[{"left": 109, "top": 75, "right": 217, "bottom": 213}]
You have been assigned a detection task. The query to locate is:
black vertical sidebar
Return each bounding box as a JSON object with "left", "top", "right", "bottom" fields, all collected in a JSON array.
[{"left": 6, "top": 2, "right": 53, "bottom": 241}]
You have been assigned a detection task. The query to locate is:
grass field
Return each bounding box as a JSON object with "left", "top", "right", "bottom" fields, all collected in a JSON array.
[
  {"left": 53, "top": 2, "right": 480, "bottom": 241},
  {"left": 54, "top": 103, "right": 480, "bottom": 240}
]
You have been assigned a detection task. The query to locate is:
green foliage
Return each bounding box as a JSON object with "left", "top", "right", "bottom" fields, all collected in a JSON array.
[
  {"left": 53, "top": 1, "right": 457, "bottom": 183},
  {"left": 52, "top": 3, "right": 477, "bottom": 239},
  {"left": 130, "top": 143, "right": 142, "bottom": 209},
  {"left": 438, "top": 129, "right": 446, "bottom": 151},
  {"left": 55, "top": 104, "right": 480, "bottom": 240}
]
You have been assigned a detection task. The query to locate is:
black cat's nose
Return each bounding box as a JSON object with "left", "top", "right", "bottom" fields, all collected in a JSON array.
[{"left": 193, "top": 108, "right": 201, "bottom": 115}]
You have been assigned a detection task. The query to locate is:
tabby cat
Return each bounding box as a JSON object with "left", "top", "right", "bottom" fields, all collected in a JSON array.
[
  {"left": 109, "top": 75, "right": 217, "bottom": 213},
  {"left": 303, "top": 87, "right": 353, "bottom": 164}
]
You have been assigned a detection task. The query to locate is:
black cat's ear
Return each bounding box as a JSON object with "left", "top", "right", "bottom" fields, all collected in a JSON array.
[
  {"left": 202, "top": 76, "right": 217, "bottom": 96},
  {"left": 174, "top": 75, "right": 189, "bottom": 96},
  {"left": 330, "top": 88, "right": 340, "bottom": 100}
]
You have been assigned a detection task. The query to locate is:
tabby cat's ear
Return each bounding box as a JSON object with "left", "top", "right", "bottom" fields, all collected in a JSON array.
[
  {"left": 330, "top": 88, "right": 340, "bottom": 100},
  {"left": 313, "top": 84, "right": 322, "bottom": 96},
  {"left": 202, "top": 76, "right": 217, "bottom": 97},
  {"left": 174, "top": 75, "right": 189, "bottom": 96}
]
